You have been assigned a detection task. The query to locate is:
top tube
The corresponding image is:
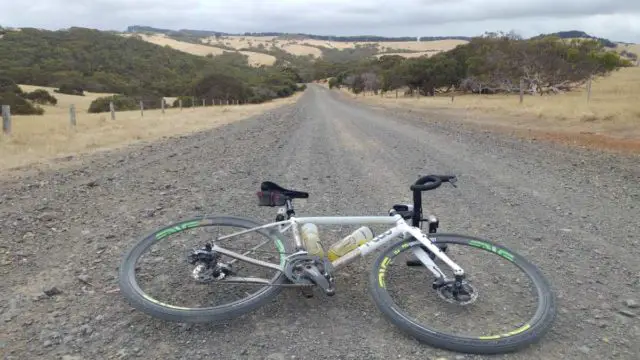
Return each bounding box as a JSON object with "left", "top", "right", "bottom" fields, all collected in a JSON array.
[{"left": 292, "top": 215, "right": 402, "bottom": 226}]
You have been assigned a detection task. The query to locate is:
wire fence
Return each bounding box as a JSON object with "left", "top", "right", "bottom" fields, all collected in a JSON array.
[{"left": 1, "top": 97, "right": 246, "bottom": 136}]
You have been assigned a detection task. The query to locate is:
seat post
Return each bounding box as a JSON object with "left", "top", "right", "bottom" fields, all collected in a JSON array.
[
  {"left": 411, "top": 190, "right": 422, "bottom": 228},
  {"left": 285, "top": 199, "right": 296, "bottom": 219}
]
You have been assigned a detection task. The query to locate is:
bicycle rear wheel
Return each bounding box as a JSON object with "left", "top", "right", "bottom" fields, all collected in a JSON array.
[
  {"left": 118, "top": 216, "right": 292, "bottom": 323},
  {"left": 368, "top": 233, "right": 556, "bottom": 354}
]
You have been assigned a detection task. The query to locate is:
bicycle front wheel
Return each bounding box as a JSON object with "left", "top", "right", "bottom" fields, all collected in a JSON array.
[{"left": 368, "top": 233, "right": 556, "bottom": 354}]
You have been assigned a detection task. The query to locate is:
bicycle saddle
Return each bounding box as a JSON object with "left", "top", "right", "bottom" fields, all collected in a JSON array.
[{"left": 260, "top": 181, "right": 309, "bottom": 199}]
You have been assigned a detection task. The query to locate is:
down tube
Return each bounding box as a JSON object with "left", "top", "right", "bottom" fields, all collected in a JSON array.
[{"left": 332, "top": 226, "right": 405, "bottom": 270}]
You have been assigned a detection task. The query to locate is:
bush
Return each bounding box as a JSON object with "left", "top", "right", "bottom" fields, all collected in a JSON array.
[
  {"left": 0, "top": 77, "right": 23, "bottom": 94},
  {"left": 88, "top": 95, "right": 137, "bottom": 113},
  {"left": 55, "top": 83, "right": 84, "bottom": 96},
  {"left": 24, "top": 89, "right": 58, "bottom": 105},
  {"left": 0, "top": 92, "right": 45, "bottom": 115}
]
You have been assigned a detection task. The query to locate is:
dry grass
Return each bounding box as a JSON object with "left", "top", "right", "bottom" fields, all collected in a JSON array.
[
  {"left": 375, "top": 51, "right": 440, "bottom": 59},
  {"left": 201, "top": 36, "right": 467, "bottom": 59},
  {"left": 124, "top": 33, "right": 276, "bottom": 66},
  {"left": 18, "top": 85, "right": 117, "bottom": 115},
  {"left": 237, "top": 51, "right": 277, "bottom": 66},
  {"left": 280, "top": 44, "right": 323, "bottom": 57},
  {"left": 377, "top": 40, "right": 468, "bottom": 52},
  {"left": 342, "top": 67, "right": 640, "bottom": 140},
  {"left": 204, "top": 36, "right": 322, "bottom": 58},
  {"left": 123, "top": 33, "right": 226, "bottom": 56},
  {"left": 0, "top": 93, "right": 302, "bottom": 171}
]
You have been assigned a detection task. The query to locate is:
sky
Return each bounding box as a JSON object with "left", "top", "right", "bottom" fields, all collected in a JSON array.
[{"left": 1, "top": 0, "right": 639, "bottom": 43}]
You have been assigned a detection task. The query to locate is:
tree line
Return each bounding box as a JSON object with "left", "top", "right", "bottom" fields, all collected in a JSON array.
[
  {"left": 0, "top": 27, "right": 305, "bottom": 114},
  {"left": 322, "top": 33, "right": 632, "bottom": 96}
]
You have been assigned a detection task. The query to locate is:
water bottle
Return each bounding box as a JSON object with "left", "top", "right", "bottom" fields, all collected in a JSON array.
[
  {"left": 300, "top": 223, "right": 325, "bottom": 258},
  {"left": 327, "top": 226, "right": 374, "bottom": 261}
]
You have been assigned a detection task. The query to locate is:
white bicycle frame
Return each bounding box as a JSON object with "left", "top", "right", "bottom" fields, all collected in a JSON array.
[{"left": 211, "top": 213, "right": 465, "bottom": 284}]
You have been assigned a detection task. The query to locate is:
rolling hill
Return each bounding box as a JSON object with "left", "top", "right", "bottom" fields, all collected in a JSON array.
[{"left": 125, "top": 26, "right": 639, "bottom": 66}]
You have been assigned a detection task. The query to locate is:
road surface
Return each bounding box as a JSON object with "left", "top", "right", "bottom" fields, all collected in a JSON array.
[{"left": 1, "top": 85, "right": 639, "bottom": 360}]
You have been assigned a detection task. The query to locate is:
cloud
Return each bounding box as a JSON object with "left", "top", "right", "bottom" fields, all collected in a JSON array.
[{"left": 1, "top": 0, "right": 639, "bottom": 42}]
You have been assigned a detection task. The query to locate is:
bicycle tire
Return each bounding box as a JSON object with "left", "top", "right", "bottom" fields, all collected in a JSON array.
[
  {"left": 368, "top": 233, "right": 556, "bottom": 354},
  {"left": 118, "top": 215, "right": 291, "bottom": 323}
]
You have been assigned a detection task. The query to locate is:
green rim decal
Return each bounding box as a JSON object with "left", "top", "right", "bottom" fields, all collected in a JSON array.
[
  {"left": 155, "top": 220, "right": 202, "bottom": 240},
  {"left": 378, "top": 256, "right": 391, "bottom": 288},
  {"left": 478, "top": 323, "right": 531, "bottom": 339},
  {"left": 274, "top": 238, "right": 286, "bottom": 266},
  {"left": 468, "top": 240, "right": 515, "bottom": 262}
]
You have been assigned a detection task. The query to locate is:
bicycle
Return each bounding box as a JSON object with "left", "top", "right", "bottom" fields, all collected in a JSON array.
[{"left": 118, "top": 175, "right": 556, "bottom": 354}]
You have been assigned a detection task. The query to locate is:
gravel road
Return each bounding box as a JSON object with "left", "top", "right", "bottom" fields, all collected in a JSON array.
[{"left": 1, "top": 85, "right": 639, "bottom": 360}]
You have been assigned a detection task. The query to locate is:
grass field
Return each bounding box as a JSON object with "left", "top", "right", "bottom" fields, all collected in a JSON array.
[
  {"left": 0, "top": 93, "right": 302, "bottom": 172},
  {"left": 18, "top": 85, "right": 116, "bottom": 115},
  {"left": 141, "top": 34, "right": 470, "bottom": 60},
  {"left": 340, "top": 67, "right": 640, "bottom": 141}
]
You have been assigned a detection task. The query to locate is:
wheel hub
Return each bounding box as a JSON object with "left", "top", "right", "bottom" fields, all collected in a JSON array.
[{"left": 436, "top": 280, "right": 478, "bottom": 306}]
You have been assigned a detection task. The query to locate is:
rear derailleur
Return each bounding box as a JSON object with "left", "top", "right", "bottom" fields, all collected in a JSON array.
[
  {"left": 187, "top": 244, "right": 233, "bottom": 283},
  {"left": 283, "top": 254, "right": 336, "bottom": 297}
]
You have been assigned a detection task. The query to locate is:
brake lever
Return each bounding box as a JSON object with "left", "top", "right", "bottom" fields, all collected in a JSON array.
[{"left": 449, "top": 176, "right": 458, "bottom": 188}]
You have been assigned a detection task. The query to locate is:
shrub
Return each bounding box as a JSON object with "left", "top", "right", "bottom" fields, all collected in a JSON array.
[
  {"left": 55, "top": 83, "right": 85, "bottom": 96},
  {"left": 88, "top": 95, "right": 137, "bottom": 113},
  {"left": 0, "top": 92, "right": 45, "bottom": 115},
  {"left": 0, "top": 77, "right": 23, "bottom": 94},
  {"left": 24, "top": 89, "right": 58, "bottom": 105}
]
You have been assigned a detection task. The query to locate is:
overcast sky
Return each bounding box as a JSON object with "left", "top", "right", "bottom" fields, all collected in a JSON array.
[{"left": 1, "top": 0, "right": 639, "bottom": 43}]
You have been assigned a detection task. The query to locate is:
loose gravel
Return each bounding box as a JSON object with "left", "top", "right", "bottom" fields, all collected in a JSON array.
[{"left": 1, "top": 85, "right": 638, "bottom": 360}]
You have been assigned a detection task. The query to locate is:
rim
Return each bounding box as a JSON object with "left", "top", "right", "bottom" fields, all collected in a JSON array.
[
  {"left": 124, "top": 220, "right": 287, "bottom": 311},
  {"left": 375, "top": 237, "right": 549, "bottom": 341}
]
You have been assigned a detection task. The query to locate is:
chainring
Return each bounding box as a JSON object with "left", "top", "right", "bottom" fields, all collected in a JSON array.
[{"left": 283, "top": 254, "right": 333, "bottom": 285}]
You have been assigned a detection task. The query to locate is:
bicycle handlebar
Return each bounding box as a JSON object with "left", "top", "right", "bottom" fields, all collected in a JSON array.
[
  {"left": 409, "top": 174, "right": 457, "bottom": 228},
  {"left": 410, "top": 175, "right": 457, "bottom": 192}
]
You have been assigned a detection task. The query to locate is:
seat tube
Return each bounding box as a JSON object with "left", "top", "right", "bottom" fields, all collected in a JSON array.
[{"left": 290, "top": 220, "right": 304, "bottom": 250}]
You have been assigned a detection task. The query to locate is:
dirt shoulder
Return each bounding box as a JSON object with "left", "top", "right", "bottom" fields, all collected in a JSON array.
[
  {"left": 351, "top": 98, "right": 640, "bottom": 155},
  {"left": 331, "top": 66, "right": 640, "bottom": 155}
]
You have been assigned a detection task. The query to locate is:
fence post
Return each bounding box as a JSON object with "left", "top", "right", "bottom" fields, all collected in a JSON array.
[
  {"left": 192, "top": 97, "right": 195, "bottom": 108},
  {"left": 140, "top": 101, "right": 144, "bottom": 117},
  {"left": 179, "top": 99, "right": 183, "bottom": 110},
  {"left": 161, "top": 98, "right": 165, "bottom": 114},
  {"left": 202, "top": 99, "right": 205, "bottom": 107},
  {"left": 587, "top": 76, "right": 592, "bottom": 102},
  {"left": 2, "top": 105, "right": 11, "bottom": 135},
  {"left": 519, "top": 78, "right": 524, "bottom": 104},
  {"left": 69, "top": 104, "right": 76, "bottom": 127},
  {"left": 109, "top": 102, "right": 115, "bottom": 120}
]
